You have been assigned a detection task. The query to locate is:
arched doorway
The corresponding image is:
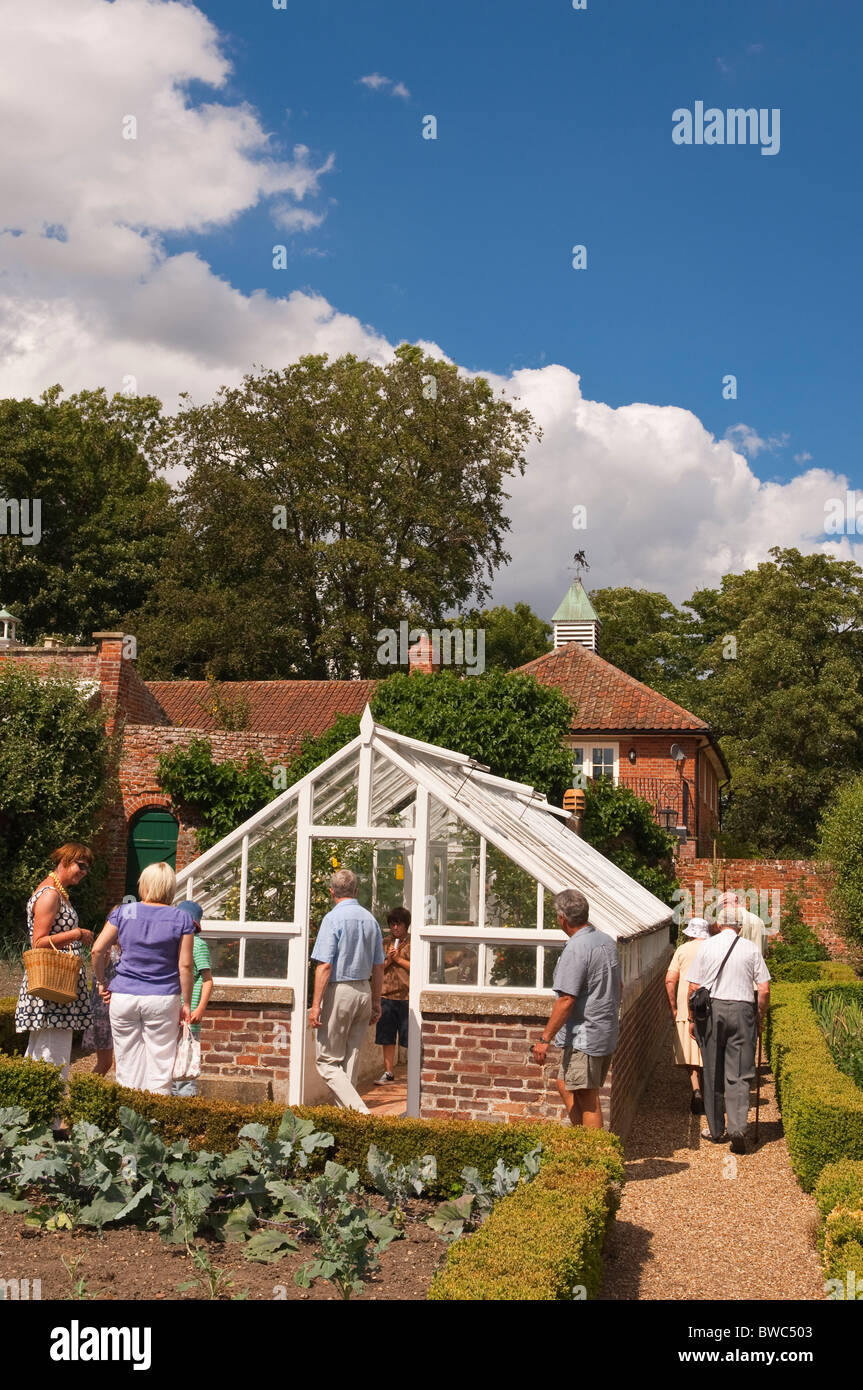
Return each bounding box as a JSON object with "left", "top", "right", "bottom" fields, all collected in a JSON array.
[{"left": 125, "top": 807, "right": 179, "bottom": 898}]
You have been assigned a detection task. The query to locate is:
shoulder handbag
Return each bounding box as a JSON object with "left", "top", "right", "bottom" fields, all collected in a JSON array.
[{"left": 689, "top": 935, "right": 739, "bottom": 1028}]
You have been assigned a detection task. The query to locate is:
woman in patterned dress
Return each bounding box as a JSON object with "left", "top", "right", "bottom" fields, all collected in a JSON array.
[{"left": 15, "top": 843, "right": 94, "bottom": 1077}]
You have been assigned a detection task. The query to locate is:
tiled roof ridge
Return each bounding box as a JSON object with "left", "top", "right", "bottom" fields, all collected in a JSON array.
[{"left": 515, "top": 642, "right": 709, "bottom": 731}]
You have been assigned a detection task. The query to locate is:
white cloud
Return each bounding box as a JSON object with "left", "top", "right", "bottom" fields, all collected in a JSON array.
[
  {"left": 0, "top": 0, "right": 856, "bottom": 614},
  {"left": 358, "top": 73, "right": 411, "bottom": 99},
  {"left": 794, "top": 451, "right": 813, "bottom": 464}
]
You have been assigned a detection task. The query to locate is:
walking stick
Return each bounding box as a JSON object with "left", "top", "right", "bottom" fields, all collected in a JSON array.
[{"left": 754, "top": 1030, "right": 763, "bottom": 1146}]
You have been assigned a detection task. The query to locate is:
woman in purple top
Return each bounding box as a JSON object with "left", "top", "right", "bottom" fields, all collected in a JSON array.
[{"left": 91, "top": 861, "right": 194, "bottom": 1095}]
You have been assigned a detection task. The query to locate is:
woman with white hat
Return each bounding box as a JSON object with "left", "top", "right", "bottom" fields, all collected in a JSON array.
[{"left": 665, "top": 917, "right": 710, "bottom": 1114}]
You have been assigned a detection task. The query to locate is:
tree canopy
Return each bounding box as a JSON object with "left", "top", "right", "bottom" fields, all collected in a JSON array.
[
  {"left": 0, "top": 664, "right": 112, "bottom": 948},
  {"left": 0, "top": 387, "right": 174, "bottom": 644},
  {"left": 131, "top": 346, "right": 538, "bottom": 680},
  {"left": 593, "top": 548, "right": 863, "bottom": 855}
]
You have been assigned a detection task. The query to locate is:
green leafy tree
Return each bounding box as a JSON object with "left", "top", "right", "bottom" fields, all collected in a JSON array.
[
  {"left": 132, "top": 346, "right": 538, "bottom": 680},
  {"left": 818, "top": 776, "right": 863, "bottom": 959},
  {"left": 0, "top": 665, "right": 112, "bottom": 949},
  {"left": 693, "top": 548, "right": 863, "bottom": 854},
  {"left": 370, "top": 670, "right": 574, "bottom": 802},
  {"left": 454, "top": 602, "right": 552, "bottom": 671},
  {"left": 0, "top": 387, "right": 174, "bottom": 643},
  {"left": 582, "top": 777, "right": 678, "bottom": 905}
]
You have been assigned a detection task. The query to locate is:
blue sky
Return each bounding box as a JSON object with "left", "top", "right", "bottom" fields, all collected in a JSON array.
[
  {"left": 191, "top": 0, "right": 862, "bottom": 487},
  {"left": 3, "top": 0, "right": 861, "bottom": 613}
]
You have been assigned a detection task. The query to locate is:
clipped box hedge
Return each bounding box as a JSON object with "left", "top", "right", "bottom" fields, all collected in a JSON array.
[
  {"left": 814, "top": 1159, "right": 863, "bottom": 1290},
  {"left": 66, "top": 1071, "right": 621, "bottom": 1190},
  {"left": 0, "top": 1053, "right": 66, "bottom": 1122},
  {"left": 767, "top": 980, "right": 863, "bottom": 1190},
  {"left": 0, "top": 996, "right": 25, "bottom": 1056},
  {"left": 428, "top": 1157, "right": 620, "bottom": 1300}
]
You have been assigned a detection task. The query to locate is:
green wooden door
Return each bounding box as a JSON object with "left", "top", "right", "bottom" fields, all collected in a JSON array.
[{"left": 125, "top": 808, "right": 179, "bottom": 898}]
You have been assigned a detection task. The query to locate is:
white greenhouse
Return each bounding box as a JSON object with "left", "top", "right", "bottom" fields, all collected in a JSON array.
[{"left": 174, "top": 705, "right": 674, "bottom": 1125}]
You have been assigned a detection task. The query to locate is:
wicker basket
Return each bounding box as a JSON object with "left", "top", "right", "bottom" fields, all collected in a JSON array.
[{"left": 23, "top": 936, "right": 82, "bottom": 1004}]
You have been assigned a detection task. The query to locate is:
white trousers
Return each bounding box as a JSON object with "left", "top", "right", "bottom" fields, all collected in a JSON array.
[
  {"left": 26, "top": 1028, "right": 73, "bottom": 1078},
  {"left": 314, "top": 980, "right": 372, "bottom": 1113},
  {"left": 110, "top": 993, "right": 181, "bottom": 1095}
]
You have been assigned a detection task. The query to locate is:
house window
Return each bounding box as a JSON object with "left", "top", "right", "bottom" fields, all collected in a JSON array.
[{"left": 572, "top": 744, "right": 618, "bottom": 784}]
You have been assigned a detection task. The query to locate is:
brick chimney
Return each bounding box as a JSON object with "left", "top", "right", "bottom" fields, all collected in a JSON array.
[{"left": 407, "top": 631, "right": 441, "bottom": 675}]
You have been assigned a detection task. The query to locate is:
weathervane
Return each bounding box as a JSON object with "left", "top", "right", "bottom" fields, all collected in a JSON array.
[{"left": 568, "top": 550, "right": 590, "bottom": 584}]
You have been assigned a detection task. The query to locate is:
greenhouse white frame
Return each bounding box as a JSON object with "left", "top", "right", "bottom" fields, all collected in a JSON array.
[{"left": 174, "top": 704, "right": 672, "bottom": 1115}]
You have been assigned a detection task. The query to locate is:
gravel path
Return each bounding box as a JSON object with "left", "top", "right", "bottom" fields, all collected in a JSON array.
[{"left": 598, "top": 1048, "right": 825, "bottom": 1301}]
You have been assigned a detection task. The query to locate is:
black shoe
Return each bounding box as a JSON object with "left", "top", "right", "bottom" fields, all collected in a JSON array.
[
  {"left": 729, "top": 1132, "right": 747, "bottom": 1155},
  {"left": 690, "top": 1091, "right": 705, "bottom": 1115},
  {"left": 701, "top": 1129, "right": 729, "bottom": 1143}
]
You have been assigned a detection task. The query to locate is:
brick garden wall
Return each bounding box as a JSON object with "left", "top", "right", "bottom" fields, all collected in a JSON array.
[
  {"left": 198, "top": 988, "right": 293, "bottom": 1105},
  {"left": 608, "top": 954, "right": 673, "bottom": 1138},
  {"left": 676, "top": 858, "right": 843, "bottom": 954},
  {"left": 419, "top": 1001, "right": 562, "bottom": 1124}
]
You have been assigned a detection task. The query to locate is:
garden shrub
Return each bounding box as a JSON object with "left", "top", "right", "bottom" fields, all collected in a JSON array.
[
  {"left": 767, "top": 982, "right": 863, "bottom": 1190},
  {"left": 769, "top": 961, "right": 821, "bottom": 983},
  {"left": 0, "top": 996, "right": 24, "bottom": 1056},
  {"left": 0, "top": 1054, "right": 65, "bottom": 1122},
  {"left": 427, "top": 1158, "right": 621, "bottom": 1300},
  {"left": 814, "top": 1160, "right": 863, "bottom": 1288},
  {"left": 68, "top": 1072, "right": 622, "bottom": 1192}
]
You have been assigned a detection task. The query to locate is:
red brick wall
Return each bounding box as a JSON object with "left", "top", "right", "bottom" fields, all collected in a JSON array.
[
  {"left": 420, "top": 1013, "right": 562, "bottom": 1124},
  {"left": 419, "top": 956, "right": 671, "bottom": 1137},
  {"left": 676, "top": 858, "right": 843, "bottom": 953},
  {"left": 199, "top": 1002, "right": 292, "bottom": 1100},
  {"left": 608, "top": 960, "right": 672, "bottom": 1138}
]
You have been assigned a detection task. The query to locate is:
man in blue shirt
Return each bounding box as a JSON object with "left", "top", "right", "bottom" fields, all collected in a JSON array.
[
  {"left": 530, "top": 888, "right": 621, "bottom": 1128},
  {"left": 309, "top": 868, "right": 385, "bottom": 1112}
]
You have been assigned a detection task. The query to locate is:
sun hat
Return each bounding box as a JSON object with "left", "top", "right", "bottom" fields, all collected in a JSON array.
[
  {"left": 683, "top": 917, "right": 710, "bottom": 939},
  {"left": 176, "top": 899, "right": 203, "bottom": 923}
]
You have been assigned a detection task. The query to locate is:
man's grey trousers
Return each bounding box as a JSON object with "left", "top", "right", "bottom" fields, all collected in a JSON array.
[
  {"left": 696, "top": 999, "right": 757, "bottom": 1138},
  {"left": 314, "top": 979, "right": 371, "bottom": 1113}
]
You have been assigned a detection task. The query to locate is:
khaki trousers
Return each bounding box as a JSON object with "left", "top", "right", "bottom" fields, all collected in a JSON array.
[{"left": 314, "top": 980, "right": 372, "bottom": 1113}]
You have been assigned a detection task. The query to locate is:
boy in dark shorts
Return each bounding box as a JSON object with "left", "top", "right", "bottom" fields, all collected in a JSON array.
[{"left": 375, "top": 907, "right": 410, "bottom": 1082}]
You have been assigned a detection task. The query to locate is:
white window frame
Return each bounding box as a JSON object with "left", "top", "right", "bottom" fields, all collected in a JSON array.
[{"left": 571, "top": 741, "right": 619, "bottom": 785}]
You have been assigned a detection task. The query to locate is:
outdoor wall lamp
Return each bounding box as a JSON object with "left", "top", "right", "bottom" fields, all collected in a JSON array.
[{"left": 628, "top": 748, "right": 637, "bottom": 764}]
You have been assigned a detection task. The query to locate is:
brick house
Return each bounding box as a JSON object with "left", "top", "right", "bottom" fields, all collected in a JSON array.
[
  {"left": 517, "top": 580, "right": 729, "bottom": 858},
  {"left": 0, "top": 576, "right": 729, "bottom": 899}
]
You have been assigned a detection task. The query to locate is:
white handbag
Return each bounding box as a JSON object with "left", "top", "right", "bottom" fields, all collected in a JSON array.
[{"left": 172, "top": 1023, "right": 201, "bottom": 1080}]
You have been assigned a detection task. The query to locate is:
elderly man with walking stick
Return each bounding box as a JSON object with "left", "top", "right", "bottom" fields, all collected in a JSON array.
[{"left": 688, "top": 907, "right": 770, "bottom": 1155}]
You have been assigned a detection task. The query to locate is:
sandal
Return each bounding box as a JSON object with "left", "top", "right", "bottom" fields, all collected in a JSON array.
[{"left": 701, "top": 1129, "right": 728, "bottom": 1143}]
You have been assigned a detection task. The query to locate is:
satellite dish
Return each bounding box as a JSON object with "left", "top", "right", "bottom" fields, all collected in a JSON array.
[{"left": 670, "top": 744, "right": 685, "bottom": 763}]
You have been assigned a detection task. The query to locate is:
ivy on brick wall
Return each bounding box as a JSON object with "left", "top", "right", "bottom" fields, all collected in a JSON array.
[
  {"left": 0, "top": 664, "right": 112, "bottom": 951},
  {"left": 156, "top": 737, "right": 277, "bottom": 852}
]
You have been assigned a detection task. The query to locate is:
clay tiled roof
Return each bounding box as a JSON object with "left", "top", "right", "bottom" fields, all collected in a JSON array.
[
  {"left": 516, "top": 643, "right": 709, "bottom": 733},
  {"left": 145, "top": 680, "right": 376, "bottom": 740}
]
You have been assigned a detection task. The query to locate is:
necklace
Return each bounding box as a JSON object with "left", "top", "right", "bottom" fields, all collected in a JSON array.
[{"left": 48, "top": 872, "right": 70, "bottom": 902}]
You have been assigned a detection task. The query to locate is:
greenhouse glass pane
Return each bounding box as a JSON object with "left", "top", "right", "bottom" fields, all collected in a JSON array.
[
  {"left": 204, "top": 935, "right": 240, "bottom": 978},
  {"left": 542, "top": 944, "right": 565, "bottom": 988},
  {"left": 371, "top": 753, "right": 416, "bottom": 827},
  {"left": 485, "top": 945, "right": 539, "bottom": 989},
  {"left": 312, "top": 751, "right": 361, "bottom": 825},
  {"left": 243, "top": 936, "right": 290, "bottom": 980},
  {"left": 245, "top": 827, "right": 298, "bottom": 923},
  {"left": 542, "top": 890, "right": 560, "bottom": 930},
  {"left": 485, "top": 843, "right": 540, "bottom": 930},
  {"left": 428, "top": 943, "right": 478, "bottom": 986},
  {"left": 426, "top": 799, "right": 481, "bottom": 927},
  {"left": 309, "top": 836, "right": 376, "bottom": 953}
]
